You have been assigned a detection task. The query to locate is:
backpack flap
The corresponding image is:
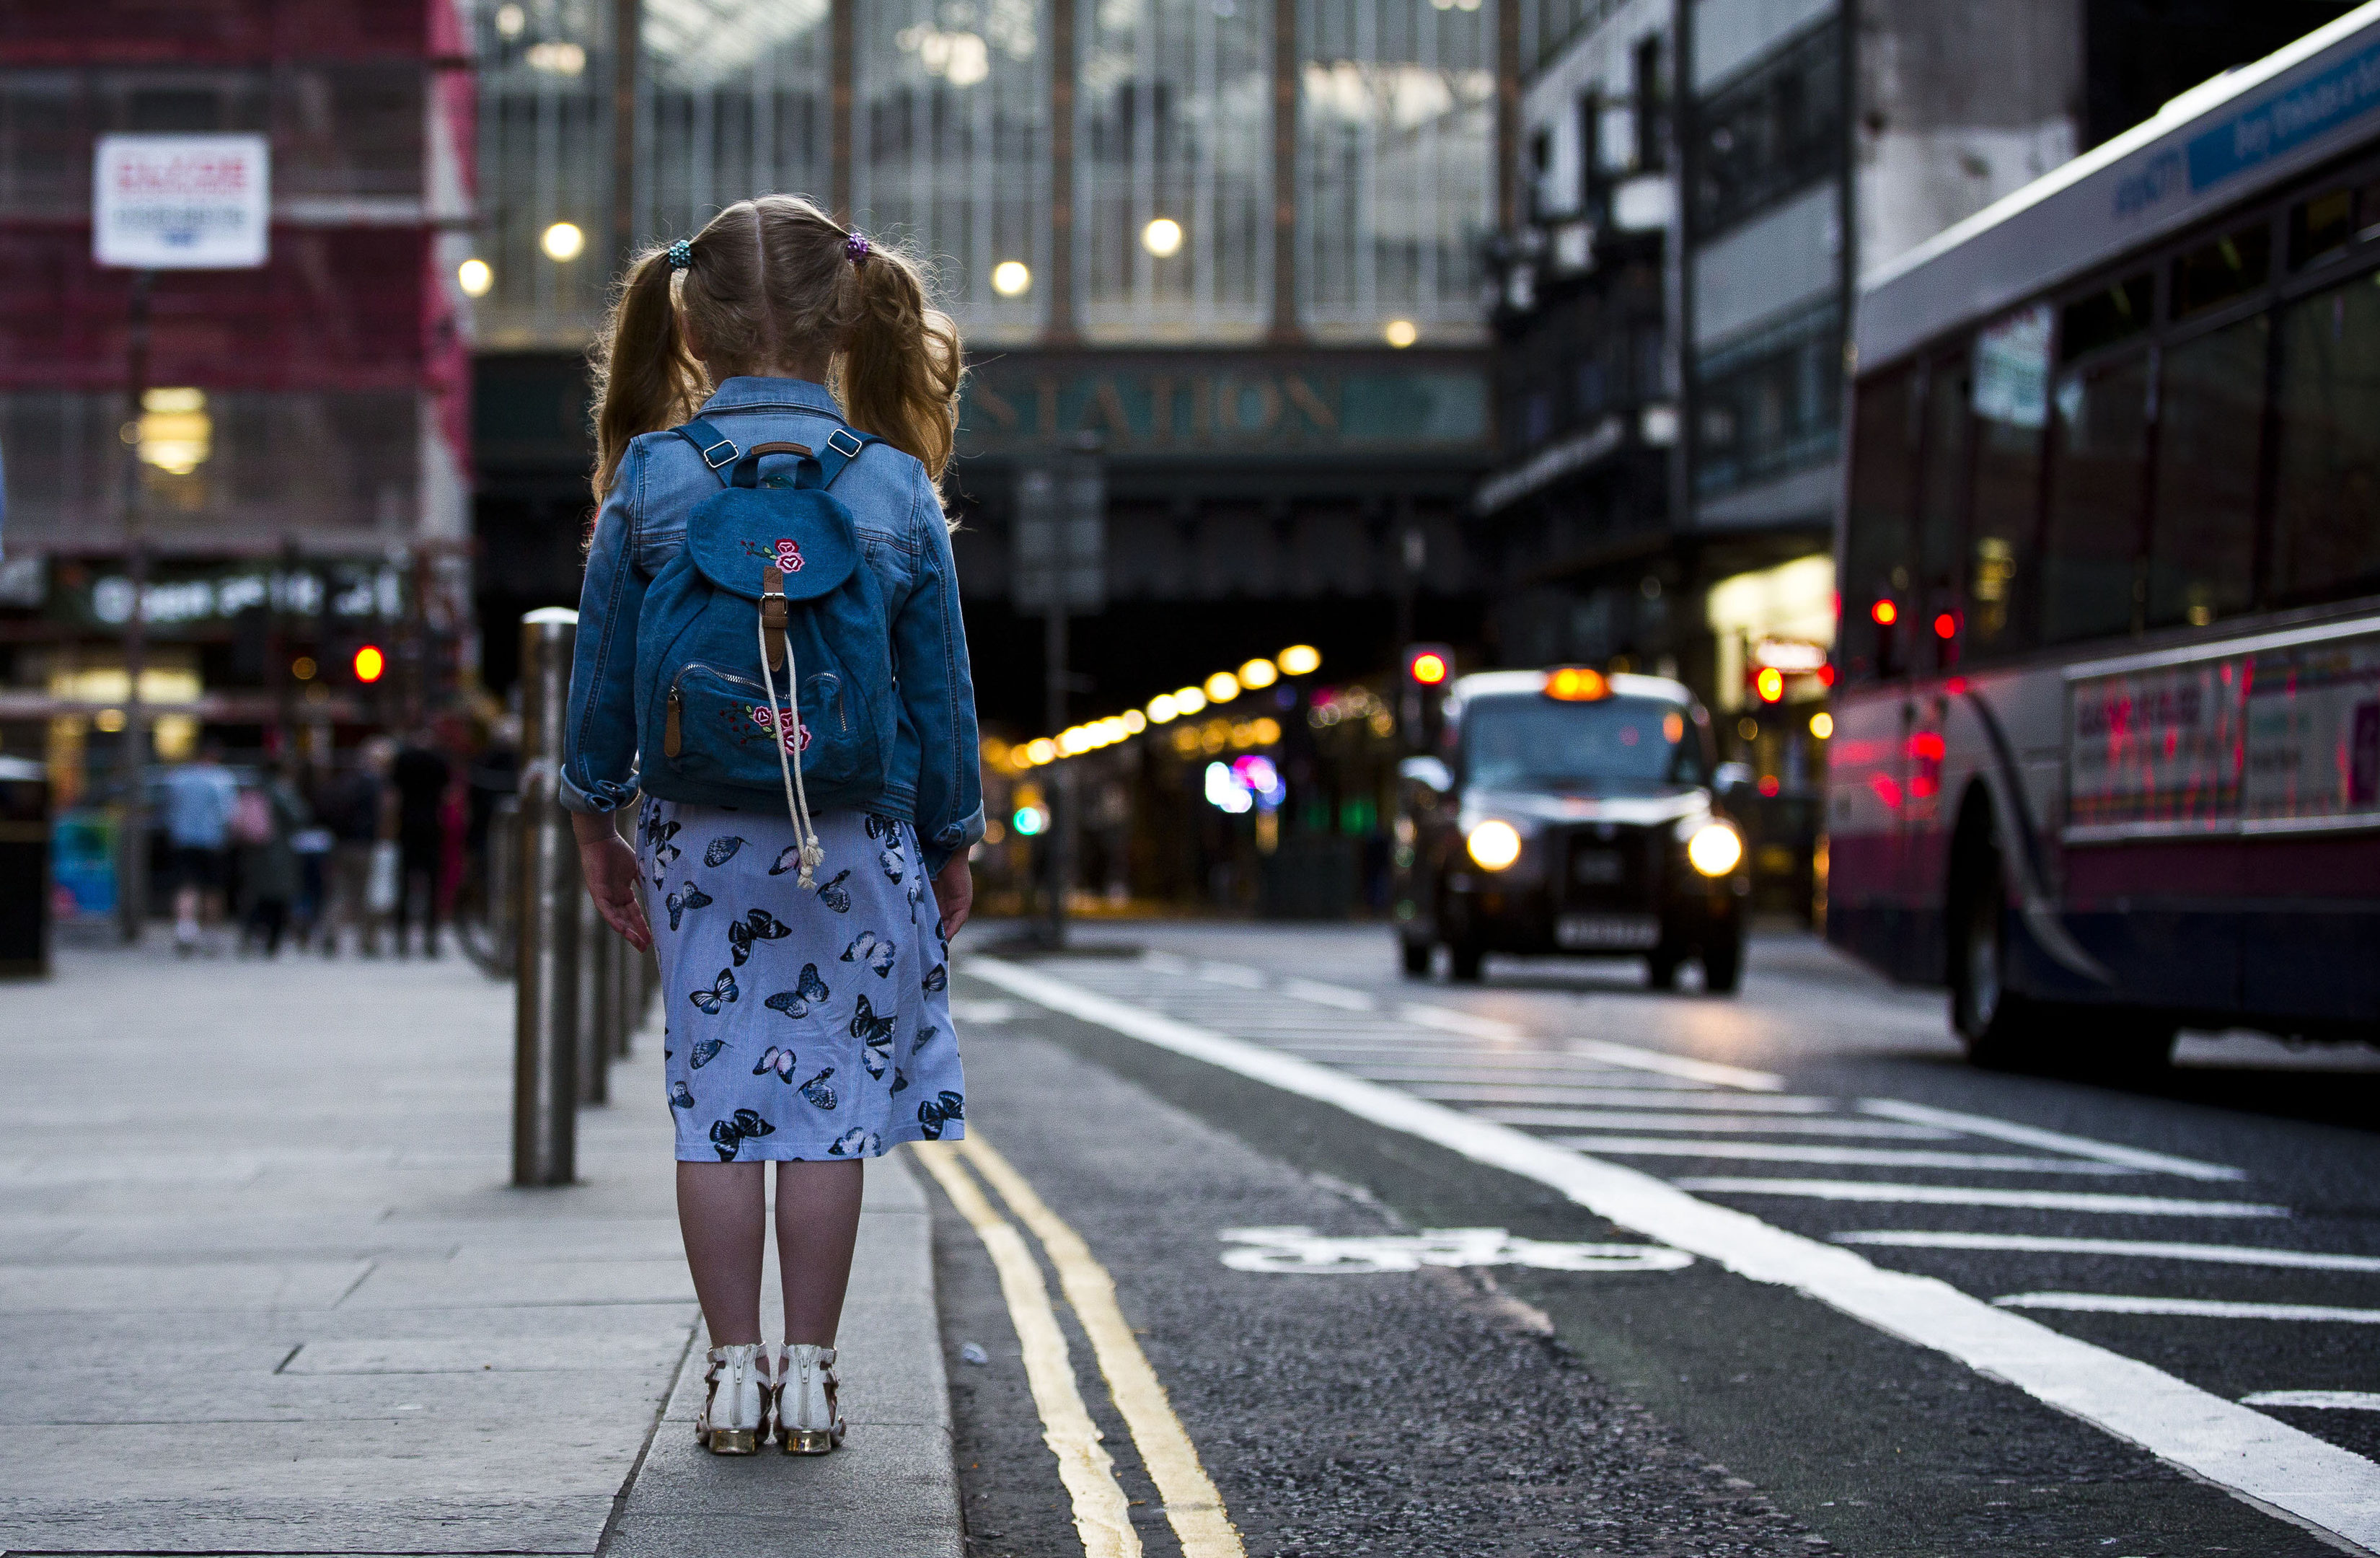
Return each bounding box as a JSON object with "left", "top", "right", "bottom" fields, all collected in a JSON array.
[{"left": 683, "top": 485, "right": 862, "bottom": 604}]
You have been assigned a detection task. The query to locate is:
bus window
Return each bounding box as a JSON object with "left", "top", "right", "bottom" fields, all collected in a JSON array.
[
  {"left": 1965, "top": 306, "right": 2051, "bottom": 656},
  {"left": 2172, "top": 223, "right": 2272, "bottom": 317},
  {"left": 1843, "top": 366, "right": 1919, "bottom": 678},
  {"left": 1915, "top": 356, "right": 1972, "bottom": 669},
  {"left": 2059, "top": 273, "right": 2153, "bottom": 361},
  {"left": 2042, "top": 356, "right": 2150, "bottom": 643},
  {"left": 2149, "top": 314, "right": 2267, "bottom": 628},
  {"left": 2291, "top": 187, "right": 2357, "bottom": 268},
  {"left": 2270, "top": 272, "right": 2380, "bottom": 603}
]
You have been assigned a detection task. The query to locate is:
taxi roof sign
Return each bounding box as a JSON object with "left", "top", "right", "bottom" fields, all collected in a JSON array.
[{"left": 1544, "top": 666, "right": 1608, "bottom": 701}]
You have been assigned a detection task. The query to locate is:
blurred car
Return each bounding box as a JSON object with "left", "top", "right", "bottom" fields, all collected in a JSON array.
[{"left": 1392, "top": 669, "right": 1750, "bottom": 991}]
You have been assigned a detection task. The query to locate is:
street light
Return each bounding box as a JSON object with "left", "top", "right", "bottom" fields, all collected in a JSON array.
[
  {"left": 991, "top": 260, "right": 1032, "bottom": 297},
  {"left": 1142, "top": 217, "right": 1184, "bottom": 258},
  {"left": 457, "top": 258, "right": 493, "bottom": 297},
  {"left": 1238, "top": 658, "right": 1278, "bottom": 690},
  {"left": 1383, "top": 318, "right": 1418, "bottom": 348},
  {"left": 541, "top": 221, "right": 585, "bottom": 262},
  {"left": 1203, "top": 670, "right": 1240, "bottom": 704},
  {"left": 1277, "top": 644, "right": 1321, "bottom": 676}
]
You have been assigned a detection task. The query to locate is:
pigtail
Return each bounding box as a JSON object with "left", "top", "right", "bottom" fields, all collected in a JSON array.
[
  {"left": 591, "top": 245, "right": 702, "bottom": 501},
  {"left": 838, "top": 247, "right": 964, "bottom": 485}
]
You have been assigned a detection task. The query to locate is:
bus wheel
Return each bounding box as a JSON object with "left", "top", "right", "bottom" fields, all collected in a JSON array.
[
  {"left": 1448, "top": 941, "right": 1486, "bottom": 982},
  {"left": 1400, "top": 938, "right": 1433, "bottom": 977},
  {"left": 1953, "top": 854, "right": 2046, "bottom": 1068}
]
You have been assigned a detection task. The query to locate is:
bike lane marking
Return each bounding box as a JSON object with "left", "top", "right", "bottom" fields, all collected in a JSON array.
[
  {"left": 910, "top": 1140, "right": 1142, "bottom": 1558},
  {"left": 966, "top": 954, "right": 2380, "bottom": 1556}
]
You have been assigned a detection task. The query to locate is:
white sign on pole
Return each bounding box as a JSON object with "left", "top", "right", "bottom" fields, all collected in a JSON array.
[{"left": 92, "top": 134, "right": 270, "bottom": 269}]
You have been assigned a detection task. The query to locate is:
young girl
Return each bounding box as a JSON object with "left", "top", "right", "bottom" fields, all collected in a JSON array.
[{"left": 559, "top": 195, "right": 982, "bottom": 1456}]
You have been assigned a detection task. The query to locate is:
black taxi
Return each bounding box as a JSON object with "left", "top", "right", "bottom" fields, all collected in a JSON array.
[{"left": 1391, "top": 667, "right": 1750, "bottom": 990}]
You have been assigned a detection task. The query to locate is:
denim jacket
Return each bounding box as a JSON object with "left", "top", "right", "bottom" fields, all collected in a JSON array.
[{"left": 560, "top": 377, "right": 985, "bottom": 875}]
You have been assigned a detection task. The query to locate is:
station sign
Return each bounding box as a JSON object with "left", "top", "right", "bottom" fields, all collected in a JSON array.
[
  {"left": 93, "top": 134, "right": 270, "bottom": 270},
  {"left": 44, "top": 559, "right": 405, "bottom": 636},
  {"left": 958, "top": 355, "right": 1490, "bottom": 460}
]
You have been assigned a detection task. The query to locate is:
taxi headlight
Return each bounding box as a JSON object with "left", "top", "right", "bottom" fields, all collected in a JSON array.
[
  {"left": 1465, "top": 819, "right": 1525, "bottom": 871},
  {"left": 1686, "top": 821, "right": 1744, "bottom": 877}
]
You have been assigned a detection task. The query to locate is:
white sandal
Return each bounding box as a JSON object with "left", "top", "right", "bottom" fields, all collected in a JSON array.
[
  {"left": 775, "top": 1342, "right": 846, "bottom": 1454},
  {"left": 697, "top": 1342, "right": 767, "bottom": 1455}
]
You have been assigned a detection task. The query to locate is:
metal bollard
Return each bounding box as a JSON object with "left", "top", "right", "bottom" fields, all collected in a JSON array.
[
  {"left": 576, "top": 863, "right": 611, "bottom": 1106},
  {"left": 513, "top": 607, "right": 580, "bottom": 1187}
]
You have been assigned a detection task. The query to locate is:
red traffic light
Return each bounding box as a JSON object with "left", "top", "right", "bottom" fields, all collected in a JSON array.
[
  {"left": 353, "top": 643, "right": 387, "bottom": 683},
  {"left": 1754, "top": 666, "right": 1785, "bottom": 703},
  {"left": 1934, "top": 612, "right": 1958, "bottom": 640},
  {"left": 1405, "top": 646, "right": 1451, "bottom": 686},
  {"left": 1870, "top": 599, "right": 1898, "bottom": 626}
]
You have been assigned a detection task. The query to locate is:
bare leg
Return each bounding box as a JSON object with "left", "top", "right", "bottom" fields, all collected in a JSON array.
[
  {"left": 676, "top": 1161, "right": 767, "bottom": 1346},
  {"left": 776, "top": 1159, "right": 864, "bottom": 1346}
]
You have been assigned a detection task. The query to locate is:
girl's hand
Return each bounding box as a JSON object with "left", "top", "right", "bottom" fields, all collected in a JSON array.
[
  {"left": 933, "top": 854, "right": 973, "bottom": 941},
  {"left": 573, "top": 811, "right": 654, "bottom": 951}
]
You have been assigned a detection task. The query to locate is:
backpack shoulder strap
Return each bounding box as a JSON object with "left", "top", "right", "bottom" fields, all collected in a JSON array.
[
  {"left": 800, "top": 427, "right": 879, "bottom": 490},
  {"left": 670, "top": 418, "right": 741, "bottom": 482}
]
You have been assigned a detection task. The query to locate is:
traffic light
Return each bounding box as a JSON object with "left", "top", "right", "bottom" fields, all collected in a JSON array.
[
  {"left": 1401, "top": 643, "right": 1455, "bottom": 752},
  {"left": 1403, "top": 643, "right": 1453, "bottom": 687},
  {"left": 352, "top": 643, "right": 387, "bottom": 684}
]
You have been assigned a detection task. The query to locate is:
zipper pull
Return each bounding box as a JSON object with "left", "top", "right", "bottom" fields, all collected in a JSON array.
[{"left": 664, "top": 686, "right": 683, "bottom": 758}]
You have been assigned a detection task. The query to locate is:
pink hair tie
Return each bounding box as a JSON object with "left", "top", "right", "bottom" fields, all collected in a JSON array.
[{"left": 843, "top": 232, "right": 871, "bottom": 265}]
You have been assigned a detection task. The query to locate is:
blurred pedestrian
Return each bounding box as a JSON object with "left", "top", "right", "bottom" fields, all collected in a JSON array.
[
  {"left": 236, "top": 761, "right": 312, "bottom": 956},
  {"left": 560, "top": 201, "right": 982, "bottom": 1458},
  {"left": 317, "top": 741, "right": 391, "bottom": 957},
  {"left": 392, "top": 728, "right": 451, "bottom": 959},
  {"left": 161, "top": 740, "right": 238, "bottom": 956}
]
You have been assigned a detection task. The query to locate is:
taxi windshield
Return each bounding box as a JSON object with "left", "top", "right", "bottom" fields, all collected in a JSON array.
[{"left": 1460, "top": 693, "right": 1707, "bottom": 791}]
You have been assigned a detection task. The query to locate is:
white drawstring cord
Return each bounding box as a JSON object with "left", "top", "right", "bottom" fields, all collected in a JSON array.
[{"left": 756, "top": 602, "right": 826, "bottom": 889}]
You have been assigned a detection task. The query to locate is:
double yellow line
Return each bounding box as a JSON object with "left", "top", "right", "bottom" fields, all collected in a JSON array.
[{"left": 913, "top": 1137, "right": 1245, "bottom": 1558}]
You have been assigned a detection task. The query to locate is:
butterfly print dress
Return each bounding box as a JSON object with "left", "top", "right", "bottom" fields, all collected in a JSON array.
[{"left": 643, "top": 798, "right": 965, "bottom": 1162}]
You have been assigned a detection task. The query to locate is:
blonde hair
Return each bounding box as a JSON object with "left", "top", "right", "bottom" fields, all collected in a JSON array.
[{"left": 589, "top": 195, "right": 964, "bottom": 501}]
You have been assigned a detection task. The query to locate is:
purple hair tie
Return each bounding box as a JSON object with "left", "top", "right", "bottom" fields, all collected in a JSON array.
[{"left": 843, "top": 232, "right": 871, "bottom": 265}]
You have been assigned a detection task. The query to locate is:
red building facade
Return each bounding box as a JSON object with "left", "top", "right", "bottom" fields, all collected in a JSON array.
[{"left": 0, "top": 1, "right": 474, "bottom": 787}]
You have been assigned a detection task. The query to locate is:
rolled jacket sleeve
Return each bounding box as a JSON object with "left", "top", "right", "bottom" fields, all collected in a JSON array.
[
  {"left": 559, "top": 444, "right": 648, "bottom": 815},
  {"left": 896, "top": 469, "right": 984, "bottom": 876}
]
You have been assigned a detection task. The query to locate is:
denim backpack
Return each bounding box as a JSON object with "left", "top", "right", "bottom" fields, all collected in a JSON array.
[{"left": 635, "top": 418, "right": 894, "bottom": 887}]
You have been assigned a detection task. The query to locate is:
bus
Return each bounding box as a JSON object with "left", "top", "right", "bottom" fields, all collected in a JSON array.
[{"left": 1830, "top": 6, "right": 2380, "bottom": 1067}]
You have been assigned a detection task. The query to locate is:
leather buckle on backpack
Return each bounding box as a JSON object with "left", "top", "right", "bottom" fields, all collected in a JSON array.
[{"left": 700, "top": 436, "right": 740, "bottom": 469}]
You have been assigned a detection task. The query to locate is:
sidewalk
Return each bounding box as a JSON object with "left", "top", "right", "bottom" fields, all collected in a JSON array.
[{"left": 0, "top": 938, "right": 958, "bottom": 1556}]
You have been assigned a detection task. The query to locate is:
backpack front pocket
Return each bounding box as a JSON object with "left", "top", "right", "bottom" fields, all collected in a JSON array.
[{"left": 664, "top": 661, "right": 848, "bottom": 785}]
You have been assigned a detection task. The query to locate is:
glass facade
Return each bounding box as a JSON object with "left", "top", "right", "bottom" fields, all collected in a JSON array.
[
  {"left": 465, "top": 0, "right": 1494, "bottom": 349},
  {"left": 1078, "top": 0, "right": 1273, "bottom": 339},
  {"left": 1300, "top": 0, "right": 1495, "bottom": 340},
  {"left": 858, "top": 0, "right": 1048, "bottom": 340}
]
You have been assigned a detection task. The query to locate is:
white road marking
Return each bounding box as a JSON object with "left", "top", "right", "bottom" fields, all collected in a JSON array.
[
  {"left": 1858, "top": 1099, "right": 2247, "bottom": 1183},
  {"left": 1430, "top": 1088, "right": 1838, "bottom": 1112},
  {"left": 1555, "top": 1139, "right": 2140, "bottom": 1172},
  {"left": 1485, "top": 1109, "right": 1953, "bottom": 1138},
  {"left": 948, "top": 999, "right": 1018, "bottom": 1024},
  {"left": 1673, "top": 1179, "right": 2291, "bottom": 1217},
  {"left": 1280, "top": 979, "right": 1378, "bottom": 1011},
  {"left": 1347, "top": 1062, "right": 1726, "bottom": 1086},
  {"left": 1403, "top": 1082, "right": 1784, "bottom": 1108},
  {"left": 1997, "top": 1293, "right": 2380, "bottom": 1324},
  {"left": 1196, "top": 961, "right": 1269, "bottom": 988},
  {"left": 966, "top": 956, "right": 2379, "bottom": 1554},
  {"left": 1834, "top": 1232, "right": 2380, "bottom": 1273},
  {"left": 1216, "top": 1225, "right": 1696, "bottom": 1275},
  {"left": 1398, "top": 1003, "right": 1531, "bottom": 1041},
  {"left": 2245, "top": 1392, "right": 2380, "bottom": 1412},
  {"left": 1564, "top": 1038, "right": 1789, "bottom": 1092}
]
